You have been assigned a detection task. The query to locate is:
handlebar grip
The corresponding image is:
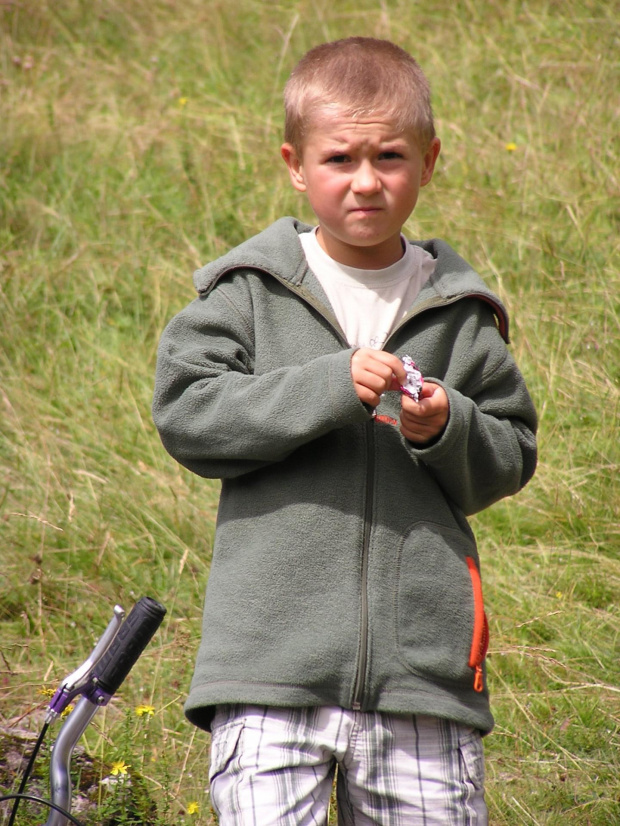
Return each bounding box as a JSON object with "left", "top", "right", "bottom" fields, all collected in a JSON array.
[{"left": 93, "top": 597, "right": 166, "bottom": 697}]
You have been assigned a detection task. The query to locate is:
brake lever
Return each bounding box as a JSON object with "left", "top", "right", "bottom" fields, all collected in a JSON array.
[{"left": 46, "top": 605, "right": 125, "bottom": 722}]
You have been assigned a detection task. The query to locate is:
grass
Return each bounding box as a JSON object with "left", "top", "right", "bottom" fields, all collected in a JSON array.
[{"left": 1, "top": 0, "right": 618, "bottom": 823}]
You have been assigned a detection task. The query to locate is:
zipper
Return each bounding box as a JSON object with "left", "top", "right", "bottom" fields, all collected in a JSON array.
[
  {"left": 465, "top": 556, "right": 489, "bottom": 693},
  {"left": 351, "top": 419, "right": 375, "bottom": 710}
]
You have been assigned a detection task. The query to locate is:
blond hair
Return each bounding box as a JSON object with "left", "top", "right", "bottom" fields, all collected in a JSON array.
[{"left": 283, "top": 38, "right": 436, "bottom": 153}]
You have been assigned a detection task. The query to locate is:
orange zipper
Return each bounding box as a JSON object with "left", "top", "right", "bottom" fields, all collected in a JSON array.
[{"left": 465, "top": 556, "right": 489, "bottom": 693}]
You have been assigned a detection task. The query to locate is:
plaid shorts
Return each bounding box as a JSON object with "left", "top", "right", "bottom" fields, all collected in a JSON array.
[{"left": 209, "top": 704, "right": 487, "bottom": 825}]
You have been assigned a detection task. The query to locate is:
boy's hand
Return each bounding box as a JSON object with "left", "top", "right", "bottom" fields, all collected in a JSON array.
[
  {"left": 351, "top": 348, "right": 404, "bottom": 408},
  {"left": 400, "top": 382, "right": 449, "bottom": 444}
]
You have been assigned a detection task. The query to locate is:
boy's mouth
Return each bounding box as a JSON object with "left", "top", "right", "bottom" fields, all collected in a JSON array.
[{"left": 348, "top": 206, "right": 382, "bottom": 215}]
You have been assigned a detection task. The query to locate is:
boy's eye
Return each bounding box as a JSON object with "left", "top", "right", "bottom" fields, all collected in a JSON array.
[
  {"left": 325, "top": 154, "right": 350, "bottom": 164},
  {"left": 378, "top": 151, "right": 403, "bottom": 160}
]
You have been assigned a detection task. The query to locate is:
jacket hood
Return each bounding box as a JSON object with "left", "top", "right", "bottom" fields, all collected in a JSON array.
[
  {"left": 193, "top": 217, "right": 510, "bottom": 342},
  {"left": 193, "top": 217, "right": 313, "bottom": 294}
]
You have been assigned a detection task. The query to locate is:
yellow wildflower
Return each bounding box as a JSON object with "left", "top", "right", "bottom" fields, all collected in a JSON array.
[
  {"left": 187, "top": 802, "right": 200, "bottom": 816},
  {"left": 505, "top": 142, "right": 517, "bottom": 152},
  {"left": 178, "top": 97, "right": 188, "bottom": 107},
  {"left": 111, "top": 760, "right": 130, "bottom": 776},
  {"left": 135, "top": 704, "right": 156, "bottom": 717},
  {"left": 39, "top": 687, "right": 56, "bottom": 698}
]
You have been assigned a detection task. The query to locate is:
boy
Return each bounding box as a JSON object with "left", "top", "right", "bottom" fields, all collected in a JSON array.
[{"left": 153, "top": 37, "right": 537, "bottom": 825}]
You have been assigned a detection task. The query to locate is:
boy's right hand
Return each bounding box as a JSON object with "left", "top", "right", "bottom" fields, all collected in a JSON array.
[{"left": 351, "top": 348, "right": 405, "bottom": 408}]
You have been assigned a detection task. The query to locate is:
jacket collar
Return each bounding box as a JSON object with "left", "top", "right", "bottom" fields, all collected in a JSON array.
[{"left": 192, "top": 217, "right": 510, "bottom": 342}]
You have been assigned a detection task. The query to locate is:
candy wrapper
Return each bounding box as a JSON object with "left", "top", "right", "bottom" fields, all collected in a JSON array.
[{"left": 399, "top": 356, "right": 424, "bottom": 402}]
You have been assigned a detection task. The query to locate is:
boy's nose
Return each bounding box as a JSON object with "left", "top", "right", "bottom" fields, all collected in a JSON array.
[{"left": 351, "top": 161, "right": 382, "bottom": 195}]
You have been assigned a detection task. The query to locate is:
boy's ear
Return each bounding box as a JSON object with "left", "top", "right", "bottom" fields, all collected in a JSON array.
[
  {"left": 281, "top": 143, "right": 307, "bottom": 192},
  {"left": 420, "top": 137, "right": 441, "bottom": 187}
]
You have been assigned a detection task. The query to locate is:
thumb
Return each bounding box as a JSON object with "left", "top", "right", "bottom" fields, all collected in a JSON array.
[{"left": 419, "top": 381, "right": 440, "bottom": 399}]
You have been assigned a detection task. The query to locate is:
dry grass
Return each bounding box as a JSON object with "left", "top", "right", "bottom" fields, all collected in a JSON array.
[{"left": 1, "top": 1, "right": 619, "bottom": 823}]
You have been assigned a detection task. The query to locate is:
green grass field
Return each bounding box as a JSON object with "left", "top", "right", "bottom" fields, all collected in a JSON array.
[{"left": 1, "top": 1, "right": 618, "bottom": 823}]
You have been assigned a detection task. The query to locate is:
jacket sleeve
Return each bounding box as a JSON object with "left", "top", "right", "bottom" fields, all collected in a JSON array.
[
  {"left": 407, "top": 304, "right": 538, "bottom": 516},
  {"left": 152, "top": 278, "right": 368, "bottom": 479}
]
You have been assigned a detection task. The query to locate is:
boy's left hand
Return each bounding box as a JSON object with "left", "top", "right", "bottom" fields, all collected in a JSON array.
[{"left": 399, "top": 382, "right": 449, "bottom": 444}]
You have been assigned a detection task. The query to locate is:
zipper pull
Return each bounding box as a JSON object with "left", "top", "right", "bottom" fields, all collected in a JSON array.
[
  {"left": 373, "top": 412, "right": 398, "bottom": 426},
  {"left": 473, "top": 664, "right": 484, "bottom": 693}
]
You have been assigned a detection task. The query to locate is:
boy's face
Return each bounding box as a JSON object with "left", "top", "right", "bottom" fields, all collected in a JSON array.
[{"left": 281, "top": 107, "right": 440, "bottom": 269}]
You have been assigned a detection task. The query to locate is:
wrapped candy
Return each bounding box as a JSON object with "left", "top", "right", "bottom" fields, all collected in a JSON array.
[{"left": 399, "top": 356, "right": 424, "bottom": 402}]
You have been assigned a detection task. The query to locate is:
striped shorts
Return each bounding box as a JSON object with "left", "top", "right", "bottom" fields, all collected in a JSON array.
[{"left": 209, "top": 704, "right": 487, "bottom": 825}]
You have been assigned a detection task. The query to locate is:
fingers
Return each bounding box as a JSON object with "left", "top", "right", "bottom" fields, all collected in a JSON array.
[
  {"left": 399, "top": 382, "right": 449, "bottom": 444},
  {"left": 351, "top": 353, "right": 449, "bottom": 444},
  {"left": 351, "top": 348, "right": 405, "bottom": 408}
]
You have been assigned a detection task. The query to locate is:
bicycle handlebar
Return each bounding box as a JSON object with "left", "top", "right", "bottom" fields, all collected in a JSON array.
[
  {"left": 92, "top": 597, "right": 166, "bottom": 698},
  {"left": 40, "top": 597, "right": 167, "bottom": 826}
]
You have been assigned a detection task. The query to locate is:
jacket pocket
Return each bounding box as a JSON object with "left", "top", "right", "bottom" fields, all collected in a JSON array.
[
  {"left": 395, "top": 521, "right": 486, "bottom": 690},
  {"left": 465, "top": 556, "right": 489, "bottom": 693}
]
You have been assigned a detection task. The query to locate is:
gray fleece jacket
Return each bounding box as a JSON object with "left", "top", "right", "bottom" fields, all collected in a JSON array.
[{"left": 153, "top": 217, "right": 537, "bottom": 734}]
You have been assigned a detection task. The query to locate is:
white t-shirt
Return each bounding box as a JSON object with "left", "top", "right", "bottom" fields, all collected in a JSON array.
[{"left": 299, "top": 228, "right": 436, "bottom": 350}]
